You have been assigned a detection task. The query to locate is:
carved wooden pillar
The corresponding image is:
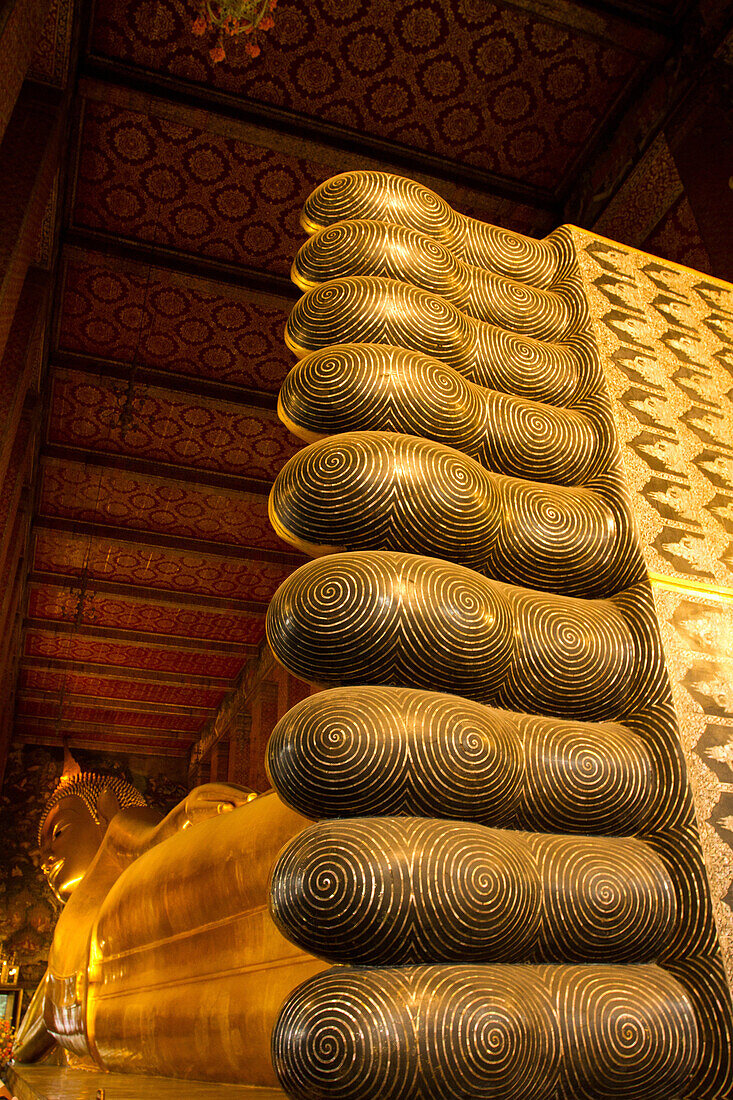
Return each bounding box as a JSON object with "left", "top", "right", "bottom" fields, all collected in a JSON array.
[
  {"left": 227, "top": 712, "right": 252, "bottom": 787},
  {"left": 250, "top": 679, "right": 278, "bottom": 792}
]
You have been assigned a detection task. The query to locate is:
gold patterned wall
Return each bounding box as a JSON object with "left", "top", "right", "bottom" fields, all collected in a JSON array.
[{"left": 576, "top": 232, "right": 733, "bottom": 982}]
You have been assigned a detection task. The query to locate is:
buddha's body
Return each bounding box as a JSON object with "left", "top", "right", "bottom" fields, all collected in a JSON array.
[{"left": 14, "top": 781, "right": 325, "bottom": 1085}]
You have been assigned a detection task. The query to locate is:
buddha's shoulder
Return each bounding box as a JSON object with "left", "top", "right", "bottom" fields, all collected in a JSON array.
[{"left": 104, "top": 804, "right": 164, "bottom": 855}]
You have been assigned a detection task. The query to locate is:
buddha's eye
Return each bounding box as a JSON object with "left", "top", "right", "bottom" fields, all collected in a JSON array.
[{"left": 52, "top": 822, "right": 69, "bottom": 840}]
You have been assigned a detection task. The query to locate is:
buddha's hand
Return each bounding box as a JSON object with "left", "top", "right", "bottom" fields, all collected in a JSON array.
[
  {"left": 152, "top": 783, "right": 258, "bottom": 844},
  {"left": 181, "top": 783, "right": 258, "bottom": 829}
]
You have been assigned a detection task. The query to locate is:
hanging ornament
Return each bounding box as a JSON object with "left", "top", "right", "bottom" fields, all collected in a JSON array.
[{"left": 191, "top": 0, "right": 277, "bottom": 64}]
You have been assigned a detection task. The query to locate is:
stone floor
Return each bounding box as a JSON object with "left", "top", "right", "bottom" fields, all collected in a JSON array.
[{"left": 2, "top": 1065, "right": 287, "bottom": 1100}]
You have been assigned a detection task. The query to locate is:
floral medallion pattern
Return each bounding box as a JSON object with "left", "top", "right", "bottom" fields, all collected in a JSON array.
[
  {"left": 74, "top": 100, "right": 334, "bottom": 273},
  {"left": 26, "top": 581, "right": 266, "bottom": 645},
  {"left": 38, "top": 459, "right": 288, "bottom": 550},
  {"left": 18, "top": 666, "right": 226, "bottom": 709},
  {"left": 58, "top": 251, "right": 295, "bottom": 392},
  {"left": 33, "top": 528, "right": 292, "bottom": 602},
  {"left": 48, "top": 369, "right": 300, "bottom": 481},
  {"left": 23, "top": 628, "right": 246, "bottom": 677},
  {"left": 90, "top": 0, "right": 641, "bottom": 188},
  {"left": 15, "top": 696, "right": 207, "bottom": 733}
]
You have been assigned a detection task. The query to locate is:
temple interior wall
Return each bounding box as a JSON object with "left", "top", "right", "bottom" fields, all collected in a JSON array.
[{"left": 576, "top": 228, "right": 733, "bottom": 980}]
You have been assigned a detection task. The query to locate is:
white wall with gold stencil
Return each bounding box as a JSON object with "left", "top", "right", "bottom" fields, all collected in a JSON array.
[{"left": 576, "top": 230, "right": 733, "bottom": 979}]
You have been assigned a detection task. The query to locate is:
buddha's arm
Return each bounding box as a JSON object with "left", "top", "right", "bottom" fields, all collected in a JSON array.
[
  {"left": 141, "top": 782, "right": 258, "bottom": 851},
  {"left": 101, "top": 785, "right": 257, "bottom": 864},
  {"left": 13, "top": 971, "right": 56, "bottom": 1062}
]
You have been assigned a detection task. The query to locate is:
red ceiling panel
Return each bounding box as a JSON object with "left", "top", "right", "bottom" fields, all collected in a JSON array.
[
  {"left": 14, "top": 721, "right": 195, "bottom": 754},
  {"left": 27, "top": 581, "right": 266, "bottom": 645},
  {"left": 47, "top": 368, "right": 301, "bottom": 480},
  {"left": 38, "top": 458, "right": 288, "bottom": 550},
  {"left": 32, "top": 529, "right": 292, "bottom": 601},
  {"left": 73, "top": 99, "right": 333, "bottom": 272},
  {"left": 16, "top": 695, "right": 207, "bottom": 733},
  {"left": 19, "top": 666, "right": 225, "bottom": 708},
  {"left": 90, "top": 0, "right": 641, "bottom": 188},
  {"left": 23, "top": 628, "right": 246, "bottom": 677},
  {"left": 57, "top": 251, "right": 294, "bottom": 392}
]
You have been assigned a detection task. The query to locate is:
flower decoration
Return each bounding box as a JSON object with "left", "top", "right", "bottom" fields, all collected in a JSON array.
[
  {"left": 0, "top": 1020, "right": 14, "bottom": 1068},
  {"left": 191, "top": 0, "right": 277, "bottom": 64}
]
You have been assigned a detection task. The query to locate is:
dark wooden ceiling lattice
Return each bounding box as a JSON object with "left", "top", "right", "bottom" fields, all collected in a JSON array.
[{"left": 6, "top": 0, "right": 729, "bottom": 768}]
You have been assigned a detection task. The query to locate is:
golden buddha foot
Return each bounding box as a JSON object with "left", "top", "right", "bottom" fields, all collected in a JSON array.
[
  {"left": 271, "top": 818, "right": 675, "bottom": 964},
  {"left": 300, "top": 171, "right": 568, "bottom": 286},
  {"left": 269, "top": 430, "right": 642, "bottom": 596},
  {"left": 267, "top": 686, "right": 658, "bottom": 834},
  {"left": 278, "top": 344, "right": 613, "bottom": 485},
  {"left": 267, "top": 551, "right": 655, "bottom": 721},
  {"left": 274, "top": 965, "right": 698, "bottom": 1100},
  {"left": 292, "top": 220, "right": 574, "bottom": 338},
  {"left": 265, "top": 171, "right": 732, "bottom": 1099},
  {"left": 286, "top": 275, "right": 597, "bottom": 404}
]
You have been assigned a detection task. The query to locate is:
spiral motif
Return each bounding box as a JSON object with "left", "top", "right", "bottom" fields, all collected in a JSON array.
[
  {"left": 300, "top": 170, "right": 562, "bottom": 287},
  {"left": 273, "top": 967, "right": 417, "bottom": 1100},
  {"left": 269, "top": 431, "right": 643, "bottom": 597},
  {"left": 664, "top": 957, "right": 733, "bottom": 1100},
  {"left": 285, "top": 278, "right": 596, "bottom": 407},
  {"left": 474, "top": 321, "right": 598, "bottom": 404},
  {"left": 503, "top": 587, "right": 645, "bottom": 720},
  {"left": 551, "top": 965, "right": 698, "bottom": 1099},
  {"left": 270, "top": 818, "right": 674, "bottom": 965},
  {"left": 266, "top": 552, "right": 646, "bottom": 721},
  {"left": 267, "top": 551, "right": 516, "bottom": 703},
  {"left": 530, "top": 833, "right": 675, "bottom": 960},
  {"left": 293, "top": 220, "right": 573, "bottom": 340},
  {"left": 266, "top": 687, "right": 657, "bottom": 834},
  {"left": 294, "top": 221, "right": 464, "bottom": 303},
  {"left": 515, "top": 712, "right": 654, "bottom": 833},
  {"left": 278, "top": 345, "right": 611, "bottom": 485},
  {"left": 273, "top": 964, "right": 698, "bottom": 1100}
]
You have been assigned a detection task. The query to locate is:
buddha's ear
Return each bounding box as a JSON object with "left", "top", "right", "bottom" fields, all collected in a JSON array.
[{"left": 97, "top": 787, "right": 122, "bottom": 830}]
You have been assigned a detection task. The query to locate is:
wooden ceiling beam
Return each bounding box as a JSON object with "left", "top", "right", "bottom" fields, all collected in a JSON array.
[
  {"left": 13, "top": 724, "right": 194, "bottom": 755},
  {"left": 79, "top": 61, "right": 559, "bottom": 210},
  {"left": 20, "top": 656, "right": 231, "bottom": 688},
  {"left": 23, "top": 618, "right": 258, "bottom": 655},
  {"left": 189, "top": 647, "right": 278, "bottom": 772},
  {"left": 28, "top": 572, "right": 271, "bottom": 615},
  {"left": 63, "top": 225, "right": 298, "bottom": 300},
  {"left": 510, "top": 0, "right": 684, "bottom": 34},
  {"left": 32, "top": 516, "right": 304, "bottom": 568},
  {"left": 40, "top": 444, "right": 277, "bottom": 497},
  {"left": 17, "top": 689, "right": 217, "bottom": 716},
  {"left": 50, "top": 350, "right": 281, "bottom": 412},
  {"left": 18, "top": 716, "right": 199, "bottom": 739},
  {"left": 559, "top": 1, "right": 732, "bottom": 218}
]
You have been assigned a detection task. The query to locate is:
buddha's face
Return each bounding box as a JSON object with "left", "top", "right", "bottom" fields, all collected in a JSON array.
[{"left": 39, "top": 794, "right": 105, "bottom": 903}]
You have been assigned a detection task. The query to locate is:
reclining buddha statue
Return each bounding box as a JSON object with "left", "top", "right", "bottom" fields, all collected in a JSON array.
[{"left": 14, "top": 170, "right": 733, "bottom": 1099}]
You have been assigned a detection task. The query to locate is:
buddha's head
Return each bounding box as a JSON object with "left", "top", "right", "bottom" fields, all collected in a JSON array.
[{"left": 38, "top": 770, "right": 147, "bottom": 903}]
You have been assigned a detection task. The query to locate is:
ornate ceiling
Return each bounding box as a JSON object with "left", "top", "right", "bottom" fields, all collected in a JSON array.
[{"left": 10, "top": 0, "right": 731, "bottom": 767}]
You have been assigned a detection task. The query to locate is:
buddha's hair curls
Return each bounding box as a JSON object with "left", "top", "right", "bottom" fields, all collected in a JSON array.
[{"left": 38, "top": 772, "right": 147, "bottom": 845}]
